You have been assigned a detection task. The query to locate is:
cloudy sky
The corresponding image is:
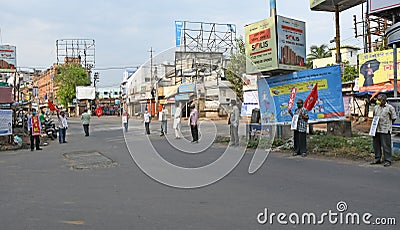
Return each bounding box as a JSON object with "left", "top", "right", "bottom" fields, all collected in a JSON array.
[{"left": 1, "top": 0, "right": 364, "bottom": 87}]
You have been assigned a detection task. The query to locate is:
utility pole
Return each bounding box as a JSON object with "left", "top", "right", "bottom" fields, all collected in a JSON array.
[
  {"left": 149, "top": 47, "right": 155, "bottom": 116},
  {"left": 392, "top": 14, "right": 398, "bottom": 98}
]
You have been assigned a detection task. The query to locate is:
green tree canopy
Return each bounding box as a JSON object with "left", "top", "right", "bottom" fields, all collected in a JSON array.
[
  {"left": 54, "top": 64, "right": 90, "bottom": 108},
  {"left": 225, "top": 37, "right": 245, "bottom": 101},
  {"left": 342, "top": 60, "right": 358, "bottom": 82},
  {"left": 307, "top": 44, "right": 332, "bottom": 61}
]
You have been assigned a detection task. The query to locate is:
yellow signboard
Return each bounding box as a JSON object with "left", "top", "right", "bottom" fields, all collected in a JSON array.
[
  {"left": 358, "top": 49, "right": 400, "bottom": 92},
  {"left": 270, "top": 79, "right": 328, "bottom": 96},
  {"left": 245, "top": 17, "right": 278, "bottom": 74}
]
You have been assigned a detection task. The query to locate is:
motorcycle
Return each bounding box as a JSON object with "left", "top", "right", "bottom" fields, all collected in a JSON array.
[{"left": 43, "top": 117, "right": 58, "bottom": 140}]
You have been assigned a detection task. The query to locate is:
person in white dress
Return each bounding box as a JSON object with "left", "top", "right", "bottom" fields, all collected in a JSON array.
[{"left": 173, "top": 103, "right": 182, "bottom": 139}]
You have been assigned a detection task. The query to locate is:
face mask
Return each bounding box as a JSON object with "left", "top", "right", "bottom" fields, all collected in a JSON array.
[
  {"left": 376, "top": 100, "right": 381, "bottom": 105},
  {"left": 32, "top": 112, "right": 36, "bottom": 116}
]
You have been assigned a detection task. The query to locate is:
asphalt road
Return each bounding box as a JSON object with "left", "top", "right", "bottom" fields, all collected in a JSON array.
[{"left": 0, "top": 116, "right": 399, "bottom": 230}]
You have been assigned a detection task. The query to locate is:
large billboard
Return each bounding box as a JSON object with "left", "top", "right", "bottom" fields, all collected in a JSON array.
[
  {"left": 245, "top": 16, "right": 306, "bottom": 74},
  {"left": 257, "top": 65, "right": 344, "bottom": 125},
  {"left": 358, "top": 49, "right": 400, "bottom": 92},
  {"left": 0, "top": 45, "right": 16, "bottom": 73},
  {"left": 245, "top": 17, "right": 278, "bottom": 74},
  {"left": 368, "top": 0, "right": 400, "bottom": 14},
  {"left": 277, "top": 16, "right": 306, "bottom": 71},
  {"left": 76, "top": 86, "right": 95, "bottom": 100}
]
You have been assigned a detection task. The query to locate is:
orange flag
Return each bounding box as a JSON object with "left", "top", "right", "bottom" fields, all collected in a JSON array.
[{"left": 304, "top": 83, "right": 318, "bottom": 111}]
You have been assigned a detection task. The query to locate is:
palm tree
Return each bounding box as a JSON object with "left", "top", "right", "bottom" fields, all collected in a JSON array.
[{"left": 307, "top": 44, "right": 332, "bottom": 61}]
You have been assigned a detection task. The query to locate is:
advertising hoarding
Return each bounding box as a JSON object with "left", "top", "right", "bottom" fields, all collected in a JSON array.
[
  {"left": 76, "top": 86, "right": 96, "bottom": 100},
  {"left": 245, "top": 17, "right": 278, "bottom": 74},
  {"left": 0, "top": 110, "right": 13, "bottom": 136},
  {"left": 241, "top": 91, "right": 259, "bottom": 116},
  {"left": 277, "top": 16, "right": 306, "bottom": 71},
  {"left": 358, "top": 49, "right": 400, "bottom": 92},
  {"left": 257, "top": 65, "right": 344, "bottom": 125},
  {"left": 0, "top": 45, "right": 16, "bottom": 73},
  {"left": 368, "top": 0, "right": 400, "bottom": 14},
  {"left": 245, "top": 16, "right": 306, "bottom": 74},
  {"left": 175, "top": 21, "right": 184, "bottom": 47}
]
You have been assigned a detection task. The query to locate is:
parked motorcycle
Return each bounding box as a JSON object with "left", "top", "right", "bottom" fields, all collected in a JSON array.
[{"left": 43, "top": 117, "right": 58, "bottom": 140}]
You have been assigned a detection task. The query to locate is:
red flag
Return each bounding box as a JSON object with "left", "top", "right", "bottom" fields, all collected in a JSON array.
[
  {"left": 95, "top": 107, "right": 103, "bottom": 117},
  {"left": 304, "top": 83, "right": 318, "bottom": 111},
  {"left": 48, "top": 101, "right": 60, "bottom": 112},
  {"left": 287, "top": 87, "right": 298, "bottom": 110}
]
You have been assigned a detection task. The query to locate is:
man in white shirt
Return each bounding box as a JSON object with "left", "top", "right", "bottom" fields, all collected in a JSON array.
[
  {"left": 173, "top": 103, "right": 182, "bottom": 139},
  {"left": 57, "top": 111, "right": 68, "bottom": 144}
]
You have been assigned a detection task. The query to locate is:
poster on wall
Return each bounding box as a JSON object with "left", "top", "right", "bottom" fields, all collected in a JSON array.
[
  {"left": 277, "top": 16, "right": 306, "bottom": 71},
  {"left": 0, "top": 110, "right": 13, "bottom": 136},
  {"left": 358, "top": 49, "right": 400, "bottom": 92},
  {"left": 241, "top": 91, "right": 259, "bottom": 116},
  {"left": 257, "top": 65, "right": 344, "bottom": 124},
  {"left": 0, "top": 45, "right": 17, "bottom": 73}
]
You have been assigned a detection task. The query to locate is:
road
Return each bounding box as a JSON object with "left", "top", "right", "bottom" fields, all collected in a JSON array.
[{"left": 0, "top": 116, "right": 399, "bottom": 229}]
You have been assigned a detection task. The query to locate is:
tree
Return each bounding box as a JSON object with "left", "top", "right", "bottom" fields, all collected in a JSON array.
[
  {"left": 54, "top": 63, "right": 90, "bottom": 108},
  {"left": 307, "top": 44, "right": 332, "bottom": 60},
  {"left": 342, "top": 61, "right": 358, "bottom": 82},
  {"left": 225, "top": 37, "right": 246, "bottom": 101}
]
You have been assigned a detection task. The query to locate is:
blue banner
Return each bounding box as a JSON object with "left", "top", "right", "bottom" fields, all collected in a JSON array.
[
  {"left": 257, "top": 65, "right": 345, "bottom": 124},
  {"left": 175, "top": 21, "right": 183, "bottom": 47}
]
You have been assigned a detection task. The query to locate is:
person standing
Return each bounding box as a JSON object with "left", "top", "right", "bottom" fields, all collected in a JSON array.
[
  {"left": 160, "top": 105, "right": 169, "bottom": 136},
  {"left": 122, "top": 110, "right": 130, "bottom": 132},
  {"left": 39, "top": 110, "right": 46, "bottom": 128},
  {"left": 144, "top": 109, "right": 151, "bottom": 135},
  {"left": 173, "top": 103, "right": 182, "bottom": 139},
  {"left": 57, "top": 111, "right": 68, "bottom": 144},
  {"left": 229, "top": 100, "right": 240, "bottom": 146},
  {"left": 189, "top": 103, "right": 199, "bottom": 143},
  {"left": 288, "top": 99, "right": 309, "bottom": 157},
  {"left": 29, "top": 110, "right": 42, "bottom": 151},
  {"left": 371, "top": 94, "right": 397, "bottom": 167},
  {"left": 81, "top": 108, "right": 91, "bottom": 136}
]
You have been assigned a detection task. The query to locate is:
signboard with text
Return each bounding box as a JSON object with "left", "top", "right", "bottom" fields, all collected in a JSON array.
[{"left": 0, "top": 45, "right": 16, "bottom": 73}]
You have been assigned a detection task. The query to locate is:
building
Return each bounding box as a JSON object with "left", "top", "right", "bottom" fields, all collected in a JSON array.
[
  {"left": 32, "top": 64, "right": 59, "bottom": 105},
  {"left": 312, "top": 45, "right": 360, "bottom": 68}
]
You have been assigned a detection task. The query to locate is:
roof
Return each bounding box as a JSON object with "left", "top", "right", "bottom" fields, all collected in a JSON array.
[{"left": 310, "top": 0, "right": 366, "bottom": 12}]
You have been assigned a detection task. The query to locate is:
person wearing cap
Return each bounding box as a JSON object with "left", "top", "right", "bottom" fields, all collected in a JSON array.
[
  {"left": 229, "top": 100, "right": 240, "bottom": 147},
  {"left": 371, "top": 94, "right": 397, "bottom": 167},
  {"left": 189, "top": 103, "right": 199, "bottom": 143}
]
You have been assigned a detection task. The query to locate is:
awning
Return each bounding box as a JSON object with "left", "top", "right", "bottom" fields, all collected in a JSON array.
[{"left": 310, "top": 0, "right": 365, "bottom": 12}]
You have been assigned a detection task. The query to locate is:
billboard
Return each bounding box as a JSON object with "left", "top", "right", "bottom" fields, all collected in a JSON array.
[
  {"left": 245, "top": 17, "right": 278, "bottom": 74},
  {"left": 0, "top": 45, "right": 16, "bottom": 73},
  {"left": 241, "top": 91, "right": 259, "bottom": 116},
  {"left": 245, "top": 16, "right": 306, "bottom": 74},
  {"left": 368, "top": 0, "right": 400, "bottom": 14},
  {"left": 76, "top": 86, "right": 96, "bottom": 100},
  {"left": 257, "top": 65, "right": 344, "bottom": 125},
  {"left": 277, "top": 16, "right": 306, "bottom": 71},
  {"left": 0, "top": 110, "right": 12, "bottom": 136},
  {"left": 175, "top": 21, "right": 184, "bottom": 47},
  {"left": 358, "top": 49, "right": 400, "bottom": 92}
]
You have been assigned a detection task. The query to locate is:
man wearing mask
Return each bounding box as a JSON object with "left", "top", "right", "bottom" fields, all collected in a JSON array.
[
  {"left": 288, "top": 99, "right": 309, "bottom": 157},
  {"left": 371, "top": 94, "right": 396, "bottom": 167},
  {"left": 189, "top": 103, "right": 199, "bottom": 143},
  {"left": 160, "top": 105, "right": 169, "bottom": 136},
  {"left": 29, "top": 110, "right": 42, "bottom": 151},
  {"left": 173, "top": 103, "right": 182, "bottom": 139},
  {"left": 57, "top": 111, "right": 68, "bottom": 144},
  {"left": 81, "top": 108, "right": 91, "bottom": 136}
]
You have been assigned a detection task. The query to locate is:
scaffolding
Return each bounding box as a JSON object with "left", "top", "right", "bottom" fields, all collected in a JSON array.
[{"left": 56, "top": 39, "right": 95, "bottom": 71}]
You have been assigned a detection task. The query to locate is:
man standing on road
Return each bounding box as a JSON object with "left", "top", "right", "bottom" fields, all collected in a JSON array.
[
  {"left": 144, "top": 109, "right": 151, "bottom": 135},
  {"left": 229, "top": 100, "right": 240, "bottom": 146},
  {"left": 189, "top": 103, "right": 199, "bottom": 143},
  {"left": 173, "top": 102, "right": 182, "bottom": 139},
  {"left": 160, "top": 105, "right": 169, "bottom": 136},
  {"left": 81, "top": 108, "right": 91, "bottom": 136},
  {"left": 288, "top": 99, "right": 309, "bottom": 157},
  {"left": 122, "top": 109, "right": 130, "bottom": 132},
  {"left": 57, "top": 111, "right": 68, "bottom": 144},
  {"left": 29, "top": 110, "right": 42, "bottom": 151},
  {"left": 371, "top": 94, "right": 397, "bottom": 167}
]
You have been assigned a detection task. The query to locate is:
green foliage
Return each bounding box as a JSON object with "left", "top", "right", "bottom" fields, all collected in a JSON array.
[
  {"left": 307, "top": 44, "right": 332, "bottom": 61},
  {"left": 54, "top": 64, "right": 90, "bottom": 108},
  {"left": 341, "top": 60, "right": 358, "bottom": 82},
  {"left": 225, "top": 36, "right": 246, "bottom": 101}
]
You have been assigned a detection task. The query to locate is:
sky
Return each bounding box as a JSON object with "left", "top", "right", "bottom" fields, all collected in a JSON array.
[{"left": 1, "top": 0, "right": 365, "bottom": 87}]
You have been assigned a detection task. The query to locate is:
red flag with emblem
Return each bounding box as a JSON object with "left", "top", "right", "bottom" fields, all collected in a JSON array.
[
  {"left": 95, "top": 107, "right": 103, "bottom": 117},
  {"left": 304, "top": 83, "right": 318, "bottom": 111}
]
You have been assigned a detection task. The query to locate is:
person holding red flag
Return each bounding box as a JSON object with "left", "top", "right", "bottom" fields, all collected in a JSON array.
[
  {"left": 28, "top": 110, "right": 42, "bottom": 151},
  {"left": 288, "top": 99, "right": 309, "bottom": 157}
]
